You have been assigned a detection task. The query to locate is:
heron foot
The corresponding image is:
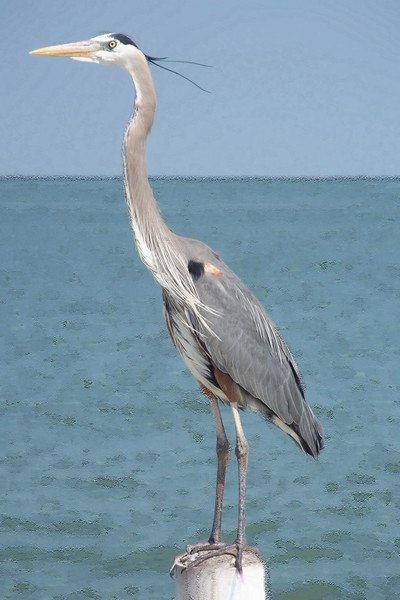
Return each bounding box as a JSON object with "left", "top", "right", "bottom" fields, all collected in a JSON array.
[
  {"left": 169, "top": 542, "right": 224, "bottom": 577},
  {"left": 170, "top": 541, "right": 259, "bottom": 577},
  {"left": 186, "top": 540, "right": 225, "bottom": 554}
]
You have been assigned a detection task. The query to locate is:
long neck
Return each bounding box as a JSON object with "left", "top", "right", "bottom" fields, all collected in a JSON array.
[
  {"left": 123, "top": 55, "right": 172, "bottom": 275},
  {"left": 122, "top": 53, "right": 212, "bottom": 329}
]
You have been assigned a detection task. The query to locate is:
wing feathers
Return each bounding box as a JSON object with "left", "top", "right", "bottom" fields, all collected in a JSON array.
[{"left": 189, "top": 258, "right": 324, "bottom": 457}]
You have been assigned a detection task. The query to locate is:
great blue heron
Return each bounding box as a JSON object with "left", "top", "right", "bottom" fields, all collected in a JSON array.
[{"left": 31, "top": 33, "right": 325, "bottom": 574}]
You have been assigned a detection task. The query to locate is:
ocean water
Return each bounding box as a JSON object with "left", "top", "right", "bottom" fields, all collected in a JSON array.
[{"left": 1, "top": 177, "right": 399, "bottom": 600}]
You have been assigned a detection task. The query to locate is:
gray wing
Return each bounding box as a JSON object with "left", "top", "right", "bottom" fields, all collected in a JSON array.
[{"left": 187, "top": 253, "right": 324, "bottom": 457}]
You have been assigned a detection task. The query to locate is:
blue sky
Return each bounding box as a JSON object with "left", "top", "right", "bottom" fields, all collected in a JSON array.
[{"left": 3, "top": 0, "right": 400, "bottom": 176}]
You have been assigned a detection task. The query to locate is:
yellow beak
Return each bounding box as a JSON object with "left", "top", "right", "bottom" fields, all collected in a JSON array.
[{"left": 30, "top": 40, "right": 100, "bottom": 58}]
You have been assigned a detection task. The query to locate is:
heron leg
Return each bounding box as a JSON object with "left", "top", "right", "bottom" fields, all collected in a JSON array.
[
  {"left": 170, "top": 401, "right": 253, "bottom": 577},
  {"left": 231, "top": 402, "right": 248, "bottom": 573},
  {"left": 208, "top": 397, "right": 229, "bottom": 544}
]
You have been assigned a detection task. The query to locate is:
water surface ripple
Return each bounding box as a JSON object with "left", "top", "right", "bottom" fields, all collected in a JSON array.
[{"left": 1, "top": 178, "right": 399, "bottom": 599}]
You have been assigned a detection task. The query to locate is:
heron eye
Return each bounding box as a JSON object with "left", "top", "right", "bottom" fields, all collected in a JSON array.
[{"left": 108, "top": 40, "right": 117, "bottom": 50}]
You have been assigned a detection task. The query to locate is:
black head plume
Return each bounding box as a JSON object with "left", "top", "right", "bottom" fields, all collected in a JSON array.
[
  {"left": 145, "top": 55, "right": 211, "bottom": 93},
  {"left": 110, "top": 33, "right": 138, "bottom": 47},
  {"left": 108, "top": 33, "right": 211, "bottom": 92}
]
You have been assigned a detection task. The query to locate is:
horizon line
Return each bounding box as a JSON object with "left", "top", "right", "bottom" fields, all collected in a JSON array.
[{"left": 2, "top": 174, "right": 400, "bottom": 182}]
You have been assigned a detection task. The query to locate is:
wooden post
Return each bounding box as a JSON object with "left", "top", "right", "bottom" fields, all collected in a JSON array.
[{"left": 174, "top": 549, "right": 267, "bottom": 600}]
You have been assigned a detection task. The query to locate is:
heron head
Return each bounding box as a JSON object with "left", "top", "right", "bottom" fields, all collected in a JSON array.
[
  {"left": 30, "top": 33, "right": 145, "bottom": 71},
  {"left": 31, "top": 33, "right": 210, "bottom": 92}
]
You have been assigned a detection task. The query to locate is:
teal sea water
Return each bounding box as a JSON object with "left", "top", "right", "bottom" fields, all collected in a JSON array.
[{"left": 1, "top": 177, "right": 399, "bottom": 599}]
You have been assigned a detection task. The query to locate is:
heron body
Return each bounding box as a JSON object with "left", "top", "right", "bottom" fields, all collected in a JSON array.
[{"left": 31, "top": 33, "right": 325, "bottom": 573}]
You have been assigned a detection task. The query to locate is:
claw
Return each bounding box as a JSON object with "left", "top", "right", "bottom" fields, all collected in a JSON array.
[
  {"left": 188, "top": 543, "right": 238, "bottom": 568},
  {"left": 169, "top": 541, "right": 226, "bottom": 577},
  {"left": 170, "top": 542, "right": 260, "bottom": 577},
  {"left": 235, "top": 543, "right": 243, "bottom": 575},
  {"left": 186, "top": 541, "right": 224, "bottom": 554},
  {"left": 170, "top": 552, "right": 186, "bottom": 578}
]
